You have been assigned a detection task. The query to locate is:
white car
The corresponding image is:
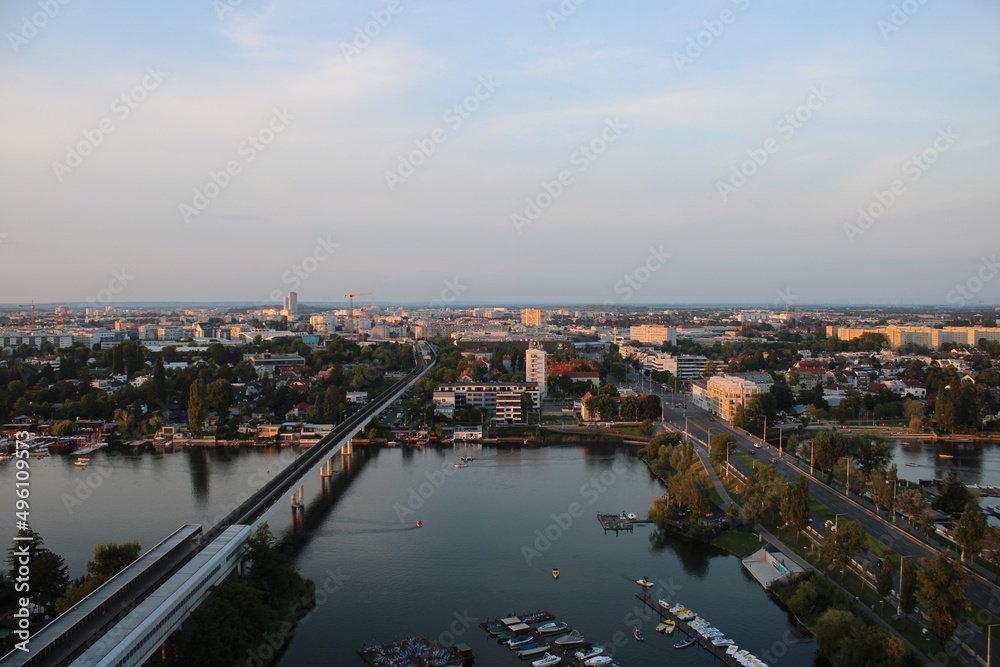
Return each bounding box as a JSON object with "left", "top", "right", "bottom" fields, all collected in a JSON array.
[{"left": 753, "top": 443, "right": 761, "bottom": 448}]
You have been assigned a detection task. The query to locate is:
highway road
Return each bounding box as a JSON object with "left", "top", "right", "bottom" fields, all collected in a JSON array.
[{"left": 622, "top": 367, "right": 995, "bottom": 664}]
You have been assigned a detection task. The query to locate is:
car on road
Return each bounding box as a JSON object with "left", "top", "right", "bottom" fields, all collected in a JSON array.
[
  {"left": 753, "top": 443, "right": 761, "bottom": 448},
  {"left": 770, "top": 457, "right": 778, "bottom": 464}
]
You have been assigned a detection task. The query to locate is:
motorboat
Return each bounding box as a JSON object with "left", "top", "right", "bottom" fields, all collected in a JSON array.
[
  {"left": 537, "top": 621, "right": 570, "bottom": 635},
  {"left": 554, "top": 630, "right": 587, "bottom": 647},
  {"left": 674, "top": 637, "right": 696, "bottom": 649},
  {"left": 511, "top": 642, "right": 538, "bottom": 651},
  {"left": 939, "top": 454, "right": 954, "bottom": 459},
  {"left": 531, "top": 654, "right": 561, "bottom": 667},
  {"left": 453, "top": 463, "right": 469, "bottom": 468},
  {"left": 574, "top": 647, "right": 604, "bottom": 661},
  {"left": 633, "top": 625, "right": 644, "bottom": 641},
  {"left": 509, "top": 635, "right": 534, "bottom": 648},
  {"left": 636, "top": 577, "right": 654, "bottom": 588},
  {"left": 460, "top": 456, "right": 474, "bottom": 462},
  {"left": 74, "top": 457, "right": 90, "bottom": 467},
  {"left": 626, "top": 512, "right": 637, "bottom": 521},
  {"left": 552, "top": 568, "right": 559, "bottom": 580},
  {"left": 583, "top": 657, "right": 613, "bottom": 666},
  {"left": 415, "top": 520, "right": 423, "bottom": 527},
  {"left": 518, "top": 645, "right": 550, "bottom": 658},
  {"left": 712, "top": 637, "right": 735, "bottom": 646}
]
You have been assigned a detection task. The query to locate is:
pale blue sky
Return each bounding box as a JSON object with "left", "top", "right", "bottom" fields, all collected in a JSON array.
[{"left": 1, "top": 0, "right": 998, "bottom": 306}]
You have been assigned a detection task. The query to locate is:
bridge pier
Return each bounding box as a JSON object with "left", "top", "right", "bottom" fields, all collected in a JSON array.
[
  {"left": 342, "top": 440, "right": 353, "bottom": 456},
  {"left": 319, "top": 458, "right": 336, "bottom": 478}
]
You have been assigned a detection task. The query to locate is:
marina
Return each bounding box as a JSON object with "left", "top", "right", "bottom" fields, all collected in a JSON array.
[
  {"left": 635, "top": 593, "right": 770, "bottom": 667},
  {"left": 480, "top": 611, "right": 619, "bottom": 666}
]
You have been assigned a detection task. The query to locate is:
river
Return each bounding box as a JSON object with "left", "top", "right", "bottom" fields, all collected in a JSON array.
[{"left": 1, "top": 443, "right": 819, "bottom": 666}]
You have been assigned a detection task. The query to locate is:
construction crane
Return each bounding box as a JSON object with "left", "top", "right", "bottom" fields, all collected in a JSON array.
[
  {"left": 343, "top": 292, "right": 373, "bottom": 337},
  {"left": 17, "top": 301, "right": 36, "bottom": 327}
]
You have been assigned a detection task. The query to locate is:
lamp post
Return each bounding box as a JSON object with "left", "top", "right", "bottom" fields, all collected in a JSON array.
[{"left": 897, "top": 555, "right": 907, "bottom": 616}]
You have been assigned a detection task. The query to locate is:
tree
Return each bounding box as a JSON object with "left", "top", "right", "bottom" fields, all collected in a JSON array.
[
  {"left": 6, "top": 526, "right": 70, "bottom": 609},
  {"left": 818, "top": 519, "right": 866, "bottom": 580},
  {"left": 780, "top": 475, "right": 810, "bottom": 542},
  {"left": 187, "top": 378, "right": 207, "bottom": 437},
  {"left": 669, "top": 470, "right": 711, "bottom": 518},
  {"left": 708, "top": 433, "right": 736, "bottom": 466},
  {"left": 638, "top": 393, "right": 661, "bottom": 421},
  {"left": 620, "top": 395, "right": 639, "bottom": 421},
  {"left": 954, "top": 501, "right": 988, "bottom": 562},
  {"left": 931, "top": 471, "right": 971, "bottom": 514},
  {"left": 916, "top": 551, "right": 971, "bottom": 640},
  {"left": 638, "top": 419, "right": 654, "bottom": 437},
  {"left": 595, "top": 394, "right": 617, "bottom": 421},
  {"left": 896, "top": 488, "right": 925, "bottom": 527},
  {"left": 899, "top": 557, "right": 918, "bottom": 614},
  {"left": 733, "top": 392, "right": 777, "bottom": 435},
  {"left": 742, "top": 464, "right": 783, "bottom": 524},
  {"left": 848, "top": 435, "right": 891, "bottom": 476},
  {"left": 57, "top": 540, "right": 142, "bottom": 613},
  {"left": 207, "top": 378, "right": 234, "bottom": 415},
  {"left": 876, "top": 557, "right": 895, "bottom": 600},
  {"left": 811, "top": 430, "right": 849, "bottom": 473},
  {"left": 982, "top": 526, "right": 1000, "bottom": 582}
]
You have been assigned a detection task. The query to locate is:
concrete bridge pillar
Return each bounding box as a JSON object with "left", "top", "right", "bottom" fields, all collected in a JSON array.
[{"left": 290, "top": 486, "right": 304, "bottom": 512}]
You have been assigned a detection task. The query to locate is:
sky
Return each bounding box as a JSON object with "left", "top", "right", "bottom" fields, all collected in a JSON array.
[{"left": 1, "top": 0, "right": 999, "bottom": 308}]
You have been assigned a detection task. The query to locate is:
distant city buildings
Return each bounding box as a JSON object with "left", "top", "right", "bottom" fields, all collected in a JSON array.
[
  {"left": 283, "top": 291, "right": 298, "bottom": 317},
  {"left": 828, "top": 325, "right": 1000, "bottom": 349},
  {"left": 521, "top": 308, "right": 545, "bottom": 327},
  {"left": 433, "top": 382, "right": 540, "bottom": 423}
]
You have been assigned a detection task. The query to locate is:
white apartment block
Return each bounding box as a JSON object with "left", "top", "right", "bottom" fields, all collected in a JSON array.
[
  {"left": 828, "top": 325, "right": 1000, "bottom": 349},
  {"left": 646, "top": 353, "right": 708, "bottom": 380},
  {"left": 525, "top": 346, "right": 547, "bottom": 397},
  {"left": 521, "top": 308, "right": 545, "bottom": 327}
]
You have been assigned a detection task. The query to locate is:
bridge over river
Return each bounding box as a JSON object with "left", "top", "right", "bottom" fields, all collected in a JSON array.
[{"left": 1, "top": 342, "right": 437, "bottom": 667}]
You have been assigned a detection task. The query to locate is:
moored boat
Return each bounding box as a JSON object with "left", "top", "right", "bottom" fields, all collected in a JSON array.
[
  {"left": 636, "top": 576, "right": 654, "bottom": 588},
  {"left": 583, "top": 656, "right": 613, "bottom": 666},
  {"left": 632, "top": 625, "right": 644, "bottom": 641},
  {"left": 537, "top": 621, "right": 570, "bottom": 635},
  {"left": 531, "top": 653, "right": 561, "bottom": 667},
  {"left": 518, "top": 645, "right": 550, "bottom": 658},
  {"left": 509, "top": 635, "right": 534, "bottom": 648},
  {"left": 574, "top": 647, "right": 604, "bottom": 661},
  {"left": 673, "top": 637, "right": 696, "bottom": 649}
]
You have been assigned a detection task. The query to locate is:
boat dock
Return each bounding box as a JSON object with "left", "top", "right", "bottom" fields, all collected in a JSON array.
[
  {"left": 634, "top": 592, "right": 755, "bottom": 666},
  {"left": 356, "top": 635, "right": 471, "bottom": 666},
  {"left": 597, "top": 513, "right": 653, "bottom": 533},
  {"left": 480, "top": 610, "right": 615, "bottom": 666},
  {"left": 75, "top": 442, "right": 108, "bottom": 456}
]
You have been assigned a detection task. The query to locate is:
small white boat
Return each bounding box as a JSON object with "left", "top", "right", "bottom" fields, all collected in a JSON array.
[
  {"left": 531, "top": 653, "right": 561, "bottom": 667},
  {"left": 453, "top": 463, "right": 469, "bottom": 468},
  {"left": 574, "top": 647, "right": 604, "bottom": 661},
  {"left": 537, "top": 621, "right": 570, "bottom": 635},
  {"left": 712, "top": 637, "right": 735, "bottom": 646},
  {"left": 626, "top": 512, "right": 637, "bottom": 521},
  {"left": 583, "top": 657, "right": 613, "bottom": 667}
]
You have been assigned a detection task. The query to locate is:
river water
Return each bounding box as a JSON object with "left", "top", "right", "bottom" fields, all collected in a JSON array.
[{"left": 1, "top": 444, "right": 822, "bottom": 666}]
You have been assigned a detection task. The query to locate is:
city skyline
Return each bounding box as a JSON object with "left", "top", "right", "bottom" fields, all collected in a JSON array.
[{"left": 2, "top": 1, "right": 999, "bottom": 306}]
